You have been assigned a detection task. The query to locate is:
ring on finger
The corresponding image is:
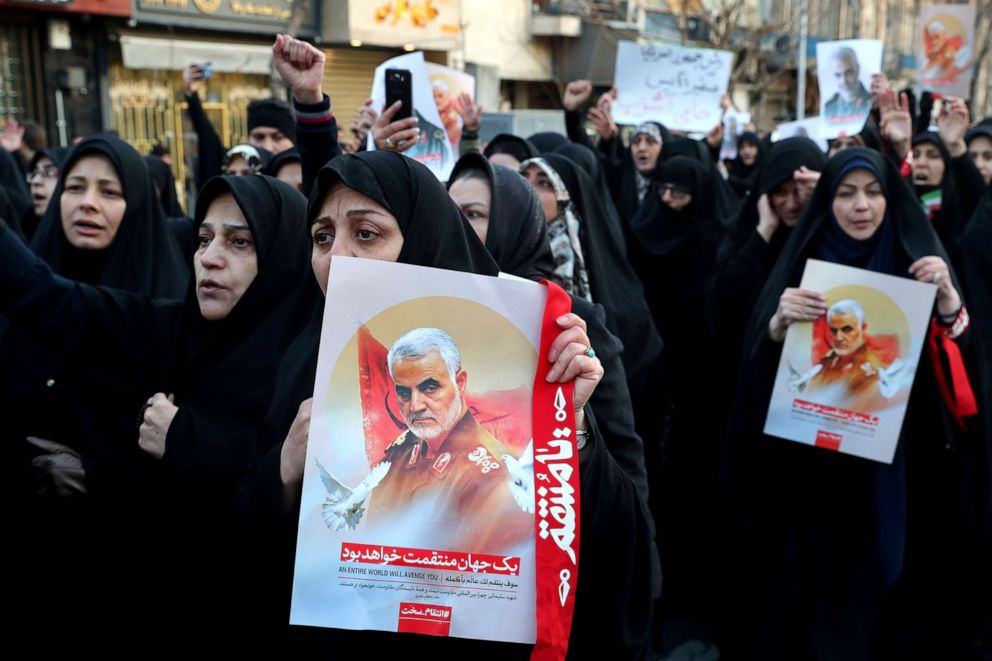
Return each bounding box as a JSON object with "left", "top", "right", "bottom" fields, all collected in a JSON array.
[
  {"left": 931, "top": 271, "right": 941, "bottom": 285},
  {"left": 384, "top": 136, "right": 396, "bottom": 150}
]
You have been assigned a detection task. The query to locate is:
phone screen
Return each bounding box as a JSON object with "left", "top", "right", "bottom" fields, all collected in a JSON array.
[{"left": 385, "top": 69, "right": 413, "bottom": 121}]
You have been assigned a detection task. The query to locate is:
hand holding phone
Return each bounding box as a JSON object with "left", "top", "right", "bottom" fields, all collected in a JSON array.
[{"left": 384, "top": 69, "right": 413, "bottom": 121}]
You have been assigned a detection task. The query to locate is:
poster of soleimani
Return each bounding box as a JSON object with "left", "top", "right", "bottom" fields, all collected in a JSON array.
[
  {"left": 764, "top": 260, "right": 937, "bottom": 464},
  {"left": 917, "top": 4, "right": 977, "bottom": 99},
  {"left": 291, "top": 257, "right": 580, "bottom": 647},
  {"left": 424, "top": 62, "right": 476, "bottom": 151},
  {"left": 366, "top": 51, "right": 457, "bottom": 181},
  {"left": 815, "top": 39, "right": 883, "bottom": 140}
]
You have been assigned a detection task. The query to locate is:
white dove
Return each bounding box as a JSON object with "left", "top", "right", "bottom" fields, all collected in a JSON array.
[
  {"left": 787, "top": 362, "right": 823, "bottom": 393},
  {"left": 877, "top": 358, "right": 914, "bottom": 398},
  {"left": 502, "top": 441, "right": 535, "bottom": 514},
  {"left": 315, "top": 459, "right": 392, "bottom": 531}
]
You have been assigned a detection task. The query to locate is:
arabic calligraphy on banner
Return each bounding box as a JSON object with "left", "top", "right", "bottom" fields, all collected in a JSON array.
[
  {"left": 611, "top": 40, "right": 733, "bottom": 132},
  {"left": 341, "top": 543, "right": 521, "bottom": 575}
]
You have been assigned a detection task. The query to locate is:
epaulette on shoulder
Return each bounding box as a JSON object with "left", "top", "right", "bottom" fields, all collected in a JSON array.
[{"left": 385, "top": 431, "right": 410, "bottom": 453}]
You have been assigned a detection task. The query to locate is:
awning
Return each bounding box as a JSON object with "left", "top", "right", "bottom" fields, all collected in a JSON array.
[{"left": 119, "top": 34, "right": 273, "bottom": 74}]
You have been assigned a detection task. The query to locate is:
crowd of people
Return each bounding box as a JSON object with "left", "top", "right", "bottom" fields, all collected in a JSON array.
[{"left": 0, "top": 33, "right": 989, "bottom": 659}]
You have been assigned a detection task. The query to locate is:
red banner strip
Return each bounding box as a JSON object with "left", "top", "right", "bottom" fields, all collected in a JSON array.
[
  {"left": 927, "top": 316, "right": 978, "bottom": 429},
  {"left": 530, "top": 281, "right": 581, "bottom": 661}
]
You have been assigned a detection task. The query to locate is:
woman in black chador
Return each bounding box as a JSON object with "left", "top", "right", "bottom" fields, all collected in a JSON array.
[
  {"left": 717, "top": 148, "right": 990, "bottom": 660},
  {"left": 235, "top": 150, "right": 657, "bottom": 659},
  {"left": 0, "top": 174, "right": 317, "bottom": 651}
]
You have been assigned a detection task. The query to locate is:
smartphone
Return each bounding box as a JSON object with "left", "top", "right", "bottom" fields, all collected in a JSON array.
[
  {"left": 200, "top": 62, "right": 214, "bottom": 80},
  {"left": 384, "top": 69, "right": 412, "bottom": 120}
]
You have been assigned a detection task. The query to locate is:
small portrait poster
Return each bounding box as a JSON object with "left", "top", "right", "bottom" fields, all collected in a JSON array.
[
  {"left": 719, "top": 111, "right": 752, "bottom": 160},
  {"left": 425, "top": 62, "right": 476, "bottom": 151},
  {"left": 816, "top": 39, "right": 883, "bottom": 140},
  {"left": 917, "top": 4, "right": 977, "bottom": 99},
  {"left": 291, "top": 257, "right": 580, "bottom": 647},
  {"left": 366, "top": 51, "right": 457, "bottom": 182},
  {"left": 772, "top": 117, "right": 828, "bottom": 152},
  {"left": 764, "top": 259, "right": 937, "bottom": 464}
]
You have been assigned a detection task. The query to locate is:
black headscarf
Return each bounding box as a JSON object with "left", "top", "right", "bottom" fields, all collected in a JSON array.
[
  {"left": 531, "top": 152, "right": 664, "bottom": 385},
  {"left": 553, "top": 142, "right": 628, "bottom": 255},
  {"left": 719, "top": 136, "right": 827, "bottom": 262},
  {"left": 965, "top": 119, "right": 992, "bottom": 150},
  {"left": 629, "top": 156, "right": 721, "bottom": 257},
  {"left": 727, "top": 131, "right": 766, "bottom": 198},
  {"left": 527, "top": 131, "right": 569, "bottom": 153},
  {"left": 482, "top": 134, "right": 538, "bottom": 165},
  {"left": 0, "top": 145, "right": 31, "bottom": 228},
  {"left": 448, "top": 152, "right": 555, "bottom": 281},
  {"left": 660, "top": 135, "right": 741, "bottom": 222},
  {"left": 911, "top": 131, "right": 985, "bottom": 247},
  {"left": 29, "top": 134, "right": 188, "bottom": 298},
  {"left": 168, "top": 175, "right": 318, "bottom": 395},
  {"left": 310, "top": 151, "right": 499, "bottom": 275},
  {"left": 143, "top": 156, "right": 183, "bottom": 218},
  {"left": 263, "top": 147, "right": 301, "bottom": 180}
]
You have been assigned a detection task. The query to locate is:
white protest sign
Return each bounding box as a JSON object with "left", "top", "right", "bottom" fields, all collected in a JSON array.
[
  {"left": 816, "top": 39, "right": 882, "bottom": 140},
  {"left": 292, "top": 257, "right": 549, "bottom": 643},
  {"left": 764, "top": 260, "right": 936, "bottom": 464},
  {"left": 917, "top": 4, "right": 977, "bottom": 99},
  {"left": 772, "top": 117, "right": 828, "bottom": 152},
  {"left": 612, "top": 40, "right": 733, "bottom": 132}
]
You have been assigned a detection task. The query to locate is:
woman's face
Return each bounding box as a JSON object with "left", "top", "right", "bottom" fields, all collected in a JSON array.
[
  {"left": 195, "top": 193, "right": 259, "bottom": 321},
  {"left": 831, "top": 168, "right": 886, "bottom": 241},
  {"left": 59, "top": 154, "right": 127, "bottom": 250},
  {"left": 827, "top": 135, "right": 863, "bottom": 158},
  {"left": 448, "top": 176, "right": 491, "bottom": 245},
  {"left": 967, "top": 134, "right": 992, "bottom": 184},
  {"left": 310, "top": 181, "right": 404, "bottom": 296},
  {"left": 911, "top": 142, "right": 945, "bottom": 185},
  {"left": 738, "top": 142, "right": 759, "bottom": 166},
  {"left": 276, "top": 160, "right": 304, "bottom": 194},
  {"left": 29, "top": 156, "right": 59, "bottom": 217},
  {"left": 768, "top": 179, "right": 805, "bottom": 227},
  {"left": 659, "top": 183, "right": 693, "bottom": 211},
  {"left": 523, "top": 164, "right": 559, "bottom": 222},
  {"left": 225, "top": 155, "right": 254, "bottom": 177}
]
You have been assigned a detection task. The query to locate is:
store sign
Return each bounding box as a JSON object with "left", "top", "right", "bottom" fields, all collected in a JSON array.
[
  {"left": 0, "top": 0, "right": 131, "bottom": 16},
  {"left": 133, "top": 0, "right": 318, "bottom": 35},
  {"left": 348, "top": 0, "right": 461, "bottom": 50}
]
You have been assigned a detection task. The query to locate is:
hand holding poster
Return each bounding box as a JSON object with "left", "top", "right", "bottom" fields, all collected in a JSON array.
[
  {"left": 720, "top": 111, "right": 752, "bottom": 160},
  {"left": 612, "top": 40, "right": 733, "bottom": 132},
  {"left": 367, "top": 52, "right": 457, "bottom": 181},
  {"left": 425, "top": 62, "right": 476, "bottom": 151},
  {"left": 764, "top": 260, "right": 936, "bottom": 464},
  {"left": 291, "top": 257, "right": 580, "bottom": 655},
  {"left": 816, "top": 39, "right": 882, "bottom": 140},
  {"left": 917, "top": 4, "right": 977, "bottom": 99}
]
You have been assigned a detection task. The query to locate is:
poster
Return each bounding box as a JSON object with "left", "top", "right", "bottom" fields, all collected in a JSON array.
[
  {"left": 772, "top": 117, "right": 828, "bottom": 152},
  {"left": 764, "top": 259, "right": 937, "bottom": 464},
  {"left": 366, "top": 51, "right": 457, "bottom": 182},
  {"left": 425, "top": 62, "right": 476, "bottom": 150},
  {"left": 719, "top": 111, "right": 752, "bottom": 160},
  {"left": 291, "top": 257, "right": 550, "bottom": 643},
  {"left": 917, "top": 4, "right": 977, "bottom": 99},
  {"left": 612, "top": 40, "right": 733, "bottom": 132},
  {"left": 815, "top": 39, "right": 882, "bottom": 140}
]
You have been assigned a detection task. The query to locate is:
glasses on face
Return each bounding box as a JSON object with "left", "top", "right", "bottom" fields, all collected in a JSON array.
[
  {"left": 659, "top": 183, "right": 691, "bottom": 199},
  {"left": 27, "top": 166, "right": 59, "bottom": 183}
]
